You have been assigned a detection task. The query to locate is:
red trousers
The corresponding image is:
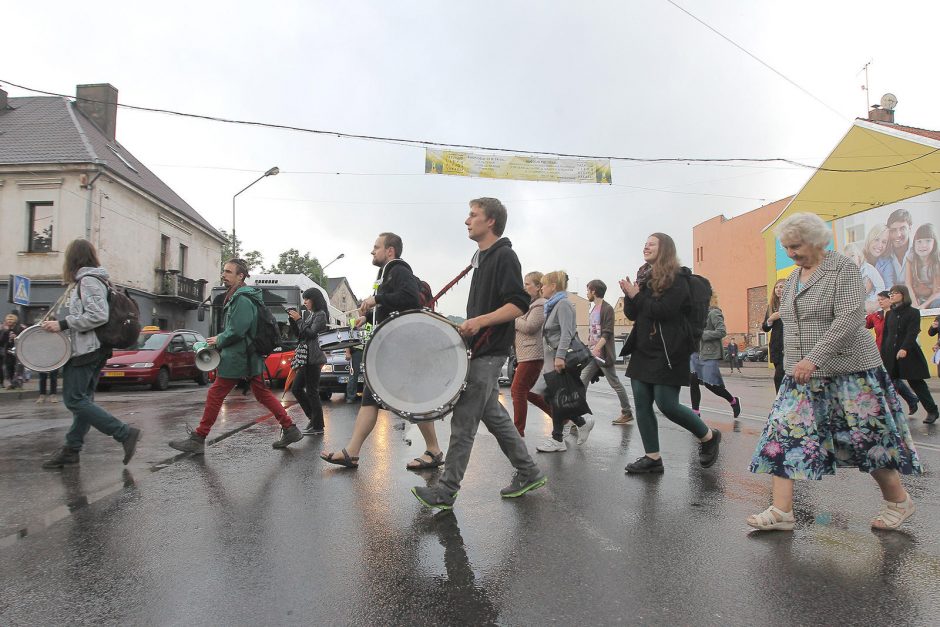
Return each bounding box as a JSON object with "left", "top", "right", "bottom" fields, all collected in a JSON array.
[
  {"left": 196, "top": 376, "right": 293, "bottom": 438},
  {"left": 510, "top": 360, "right": 552, "bottom": 436}
]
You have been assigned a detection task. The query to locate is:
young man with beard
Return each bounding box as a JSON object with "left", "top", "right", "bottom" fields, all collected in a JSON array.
[
  {"left": 412, "top": 198, "right": 545, "bottom": 510},
  {"left": 169, "top": 259, "right": 303, "bottom": 454},
  {"left": 887, "top": 208, "right": 913, "bottom": 286},
  {"left": 321, "top": 232, "right": 445, "bottom": 470},
  {"left": 580, "top": 279, "right": 634, "bottom": 425}
]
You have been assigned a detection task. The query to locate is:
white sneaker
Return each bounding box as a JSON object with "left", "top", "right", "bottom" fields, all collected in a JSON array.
[
  {"left": 562, "top": 424, "right": 572, "bottom": 438},
  {"left": 536, "top": 437, "right": 567, "bottom": 452},
  {"left": 576, "top": 415, "right": 595, "bottom": 445},
  {"left": 35, "top": 395, "right": 46, "bottom": 404}
]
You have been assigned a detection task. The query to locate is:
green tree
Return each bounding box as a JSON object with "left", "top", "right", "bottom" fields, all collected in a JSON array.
[
  {"left": 217, "top": 228, "right": 264, "bottom": 272},
  {"left": 267, "top": 248, "right": 326, "bottom": 285}
]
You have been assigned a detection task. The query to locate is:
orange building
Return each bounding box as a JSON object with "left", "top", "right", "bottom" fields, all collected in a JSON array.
[{"left": 692, "top": 197, "right": 792, "bottom": 347}]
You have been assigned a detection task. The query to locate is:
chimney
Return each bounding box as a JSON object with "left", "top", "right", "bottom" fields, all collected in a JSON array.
[
  {"left": 867, "top": 104, "right": 895, "bottom": 124},
  {"left": 0, "top": 86, "right": 7, "bottom": 110},
  {"left": 75, "top": 83, "right": 118, "bottom": 142}
]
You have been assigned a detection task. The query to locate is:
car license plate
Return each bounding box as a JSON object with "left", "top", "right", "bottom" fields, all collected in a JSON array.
[
  {"left": 338, "top": 376, "right": 348, "bottom": 384},
  {"left": 104, "top": 371, "right": 125, "bottom": 377}
]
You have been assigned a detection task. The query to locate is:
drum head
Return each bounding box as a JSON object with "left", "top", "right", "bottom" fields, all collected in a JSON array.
[
  {"left": 364, "top": 310, "right": 469, "bottom": 419},
  {"left": 15, "top": 325, "right": 72, "bottom": 372}
]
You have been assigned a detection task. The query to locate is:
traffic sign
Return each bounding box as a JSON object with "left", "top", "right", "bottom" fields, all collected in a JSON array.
[{"left": 12, "top": 275, "right": 30, "bottom": 306}]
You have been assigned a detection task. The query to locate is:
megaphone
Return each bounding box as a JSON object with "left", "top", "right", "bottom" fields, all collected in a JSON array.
[{"left": 194, "top": 342, "right": 221, "bottom": 372}]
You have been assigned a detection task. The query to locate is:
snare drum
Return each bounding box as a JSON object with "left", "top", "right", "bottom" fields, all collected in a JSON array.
[
  {"left": 363, "top": 309, "right": 470, "bottom": 422},
  {"left": 14, "top": 325, "right": 72, "bottom": 372},
  {"left": 317, "top": 327, "right": 366, "bottom": 350}
]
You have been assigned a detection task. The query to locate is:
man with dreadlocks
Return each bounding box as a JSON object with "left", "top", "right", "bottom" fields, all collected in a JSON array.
[{"left": 169, "top": 258, "right": 303, "bottom": 454}]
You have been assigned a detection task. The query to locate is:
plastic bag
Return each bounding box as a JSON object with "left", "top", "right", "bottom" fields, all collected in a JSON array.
[{"left": 543, "top": 369, "right": 591, "bottom": 420}]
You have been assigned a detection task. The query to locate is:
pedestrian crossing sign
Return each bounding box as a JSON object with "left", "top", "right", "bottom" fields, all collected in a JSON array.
[{"left": 12, "top": 275, "right": 30, "bottom": 306}]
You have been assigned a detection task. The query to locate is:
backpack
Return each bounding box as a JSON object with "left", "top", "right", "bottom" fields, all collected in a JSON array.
[
  {"left": 415, "top": 276, "right": 434, "bottom": 311},
  {"left": 685, "top": 273, "right": 713, "bottom": 348},
  {"left": 76, "top": 275, "right": 141, "bottom": 349},
  {"left": 249, "top": 300, "right": 280, "bottom": 356}
]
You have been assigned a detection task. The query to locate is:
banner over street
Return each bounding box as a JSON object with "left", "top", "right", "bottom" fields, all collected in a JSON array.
[{"left": 425, "top": 149, "right": 612, "bottom": 184}]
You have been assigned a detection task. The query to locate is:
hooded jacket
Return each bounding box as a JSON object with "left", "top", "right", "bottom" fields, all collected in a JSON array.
[
  {"left": 373, "top": 258, "right": 420, "bottom": 325},
  {"left": 58, "top": 267, "right": 111, "bottom": 358},
  {"left": 624, "top": 267, "right": 695, "bottom": 387},
  {"left": 214, "top": 285, "right": 267, "bottom": 379},
  {"left": 466, "top": 238, "right": 530, "bottom": 359}
]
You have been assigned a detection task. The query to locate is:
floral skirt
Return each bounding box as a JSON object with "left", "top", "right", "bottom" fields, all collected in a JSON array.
[{"left": 749, "top": 367, "right": 922, "bottom": 480}]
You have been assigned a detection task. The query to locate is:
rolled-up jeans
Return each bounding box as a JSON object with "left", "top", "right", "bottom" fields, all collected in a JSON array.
[
  {"left": 63, "top": 350, "right": 130, "bottom": 451},
  {"left": 438, "top": 355, "right": 540, "bottom": 494}
]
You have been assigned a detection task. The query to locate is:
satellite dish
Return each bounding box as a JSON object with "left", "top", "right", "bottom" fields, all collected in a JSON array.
[{"left": 880, "top": 93, "right": 898, "bottom": 111}]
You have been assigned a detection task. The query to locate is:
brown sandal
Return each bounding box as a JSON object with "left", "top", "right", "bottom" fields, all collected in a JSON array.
[
  {"left": 320, "top": 448, "right": 359, "bottom": 468},
  {"left": 406, "top": 450, "right": 444, "bottom": 471}
]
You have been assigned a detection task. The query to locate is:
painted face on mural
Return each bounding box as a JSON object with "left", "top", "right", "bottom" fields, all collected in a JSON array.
[
  {"left": 914, "top": 237, "right": 935, "bottom": 257},
  {"left": 888, "top": 220, "right": 911, "bottom": 251},
  {"left": 867, "top": 230, "right": 888, "bottom": 258}
]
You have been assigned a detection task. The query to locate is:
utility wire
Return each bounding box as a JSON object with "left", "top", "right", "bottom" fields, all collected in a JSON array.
[{"left": 3, "top": 78, "right": 937, "bottom": 173}]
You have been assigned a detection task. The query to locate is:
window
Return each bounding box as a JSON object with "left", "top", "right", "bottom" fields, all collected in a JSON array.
[
  {"left": 160, "top": 235, "right": 170, "bottom": 270},
  {"left": 28, "top": 202, "right": 54, "bottom": 252},
  {"left": 178, "top": 244, "right": 188, "bottom": 276}
]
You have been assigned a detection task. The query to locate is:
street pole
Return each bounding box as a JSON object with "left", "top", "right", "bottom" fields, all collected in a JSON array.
[
  {"left": 232, "top": 166, "right": 279, "bottom": 258},
  {"left": 322, "top": 253, "right": 345, "bottom": 273}
]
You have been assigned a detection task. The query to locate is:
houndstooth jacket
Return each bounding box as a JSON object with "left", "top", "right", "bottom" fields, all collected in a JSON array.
[{"left": 779, "top": 250, "right": 882, "bottom": 377}]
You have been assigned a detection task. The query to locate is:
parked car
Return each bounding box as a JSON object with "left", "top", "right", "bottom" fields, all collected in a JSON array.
[
  {"left": 319, "top": 349, "right": 364, "bottom": 401},
  {"left": 499, "top": 354, "right": 516, "bottom": 387},
  {"left": 743, "top": 346, "right": 769, "bottom": 362},
  {"left": 98, "top": 327, "right": 208, "bottom": 391}
]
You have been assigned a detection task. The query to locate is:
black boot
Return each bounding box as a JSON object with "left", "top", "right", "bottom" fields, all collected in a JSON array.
[{"left": 42, "top": 447, "right": 80, "bottom": 469}]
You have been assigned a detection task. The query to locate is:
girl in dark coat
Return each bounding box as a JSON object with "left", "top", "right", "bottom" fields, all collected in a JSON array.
[
  {"left": 882, "top": 285, "right": 939, "bottom": 424},
  {"left": 619, "top": 233, "right": 720, "bottom": 474},
  {"left": 762, "top": 279, "right": 786, "bottom": 392},
  {"left": 289, "top": 288, "right": 330, "bottom": 434}
]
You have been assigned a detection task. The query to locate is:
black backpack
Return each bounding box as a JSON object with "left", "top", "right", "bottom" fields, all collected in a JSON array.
[
  {"left": 249, "top": 299, "right": 280, "bottom": 356},
  {"left": 76, "top": 275, "right": 141, "bottom": 349},
  {"left": 685, "top": 272, "right": 713, "bottom": 348}
]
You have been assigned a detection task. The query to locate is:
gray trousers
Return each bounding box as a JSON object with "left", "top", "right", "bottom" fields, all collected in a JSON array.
[
  {"left": 580, "top": 359, "right": 633, "bottom": 416},
  {"left": 439, "top": 355, "right": 540, "bottom": 494}
]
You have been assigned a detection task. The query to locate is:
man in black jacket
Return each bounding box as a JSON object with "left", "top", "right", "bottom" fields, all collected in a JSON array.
[
  {"left": 321, "top": 232, "right": 446, "bottom": 470},
  {"left": 412, "top": 198, "right": 545, "bottom": 510}
]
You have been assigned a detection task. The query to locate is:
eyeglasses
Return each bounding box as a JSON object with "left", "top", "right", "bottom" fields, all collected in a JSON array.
[{"left": 888, "top": 291, "right": 900, "bottom": 296}]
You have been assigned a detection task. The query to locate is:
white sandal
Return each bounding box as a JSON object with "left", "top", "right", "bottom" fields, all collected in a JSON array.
[
  {"left": 871, "top": 496, "right": 915, "bottom": 530},
  {"left": 747, "top": 506, "right": 795, "bottom": 531}
]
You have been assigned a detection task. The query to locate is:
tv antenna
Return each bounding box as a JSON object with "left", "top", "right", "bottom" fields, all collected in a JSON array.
[{"left": 858, "top": 59, "right": 872, "bottom": 114}]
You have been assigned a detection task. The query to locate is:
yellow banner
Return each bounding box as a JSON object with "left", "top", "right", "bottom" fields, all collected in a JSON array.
[{"left": 425, "top": 149, "right": 612, "bottom": 184}]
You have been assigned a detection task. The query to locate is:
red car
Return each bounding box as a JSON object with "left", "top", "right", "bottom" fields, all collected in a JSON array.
[{"left": 98, "top": 327, "right": 209, "bottom": 391}]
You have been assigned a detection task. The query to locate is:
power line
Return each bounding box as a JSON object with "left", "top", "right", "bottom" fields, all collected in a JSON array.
[{"left": 3, "top": 78, "right": 937, "bottom": 173}]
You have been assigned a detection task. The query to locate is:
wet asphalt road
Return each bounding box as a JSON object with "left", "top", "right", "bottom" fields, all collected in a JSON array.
[{"left": 1, "top": 372, "right": 939, "bottom": 626}]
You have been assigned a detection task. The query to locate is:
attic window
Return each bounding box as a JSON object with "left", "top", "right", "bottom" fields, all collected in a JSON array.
[{"left": 108, "top": 146, "right": 139, "bottom": 173}]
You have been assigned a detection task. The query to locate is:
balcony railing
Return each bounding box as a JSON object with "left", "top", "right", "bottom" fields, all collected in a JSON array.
[{"left": 155, "top": 270, "right": 206, "bottom": 303}]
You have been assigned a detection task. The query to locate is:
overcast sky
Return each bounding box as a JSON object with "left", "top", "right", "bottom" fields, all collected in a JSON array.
[{"left": 6, "top": 1, "right": 940, "bottom": 316}]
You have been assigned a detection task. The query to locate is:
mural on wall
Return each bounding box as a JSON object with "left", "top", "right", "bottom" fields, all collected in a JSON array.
[{"left": 834, "top": 189, "right": 940, "bottom": 315}]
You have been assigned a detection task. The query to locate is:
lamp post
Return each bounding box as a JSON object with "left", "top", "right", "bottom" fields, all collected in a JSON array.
[
  {"left": 322, "top": 253, "right": 345, "bottom": 273},
  {"left": 232, "top": 166, "right": 279, "bottom": 258}
]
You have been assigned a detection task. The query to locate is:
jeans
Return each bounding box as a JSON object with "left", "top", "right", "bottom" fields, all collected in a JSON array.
[
  {"left": 63, "top": 351, "right": 130, "bottom": 451},
  {"left": 580, "top": 359, "right": 633, "bottom": 416},
  {"left": 438, "top": 356, "right": 540, "bottom": 494},
  {"left": 631, "top": 379, "right": 709, "bottom": 455},
  {"left": 510, "top": 359, "right": 552, "bottom": 436},
  {"left": 892, "top": 378, "right": 919, "bottom": 408},
  {"left": 292, "top": 364, "right": 324, "bottom": 429},
  {"left": 196, "top": 375, "right": 294, "bottom": 438},
  {"left": 346, "top": 349, "right": 362, "bottom": 401},
  {"left": 40, "top": 369, "right": 59, "bottom": 395}
]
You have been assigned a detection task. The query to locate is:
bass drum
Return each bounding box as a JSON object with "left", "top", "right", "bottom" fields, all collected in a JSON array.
[
  {"left": 14, "top": 325, "right": 72, "bottom": 372},
  {"left": 363, "top": 309, "right": 469, "bottom": 422}
]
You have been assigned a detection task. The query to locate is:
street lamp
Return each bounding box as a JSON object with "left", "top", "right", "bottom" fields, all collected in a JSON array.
[
  {"left": 322, "top": 253, "right": 345, "bottom": 272},
  {"left": 232, "top": 166, "right": 279, "bottom": 258}
]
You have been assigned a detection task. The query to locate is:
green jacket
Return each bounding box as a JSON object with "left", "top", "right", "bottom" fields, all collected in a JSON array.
[
  {"left": 697, "top": 306, "right": 727, "bottom": 361},
  {"left": 215, "top": 286, "right": 265, "bottom": 379}
]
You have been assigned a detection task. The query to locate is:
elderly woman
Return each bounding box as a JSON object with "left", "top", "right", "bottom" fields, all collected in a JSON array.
[
  {"left": 535, "top": 270, "right": 595, "bottom": 452},
  {"left": 881, "top": 284, "right": 939, "bottom": 425},
  {"left": 511, "top": 271, "right": 553, "bottom": 437},
  {"left": 748, "top": 213, "right": 922, "bottom": 532}
]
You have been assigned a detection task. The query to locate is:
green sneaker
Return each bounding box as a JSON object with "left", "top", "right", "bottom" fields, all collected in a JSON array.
[
  {"left": 500, "top": 471, "right": 547, "bottom": 498},
  {"left": 411, "top": 486, "right": 456, "bottom": 510}
]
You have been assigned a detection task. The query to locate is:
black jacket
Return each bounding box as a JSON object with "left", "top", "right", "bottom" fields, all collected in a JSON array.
[
  {"left": 373, "top": 259, "right": 420, "bottom": 325},
  {"left": 291, "top": 310, "right": 328, "bottom": 367},
  {"left": 624, "top": 267, "right": 695, "bottom": 387},
  {"left": 466, "top": 238, "right": 529, "bottom": 359},
  {"left": 881, "top": 303, "right": 930, "bottom": 380},
  {"left": 761, "top": 312, "right": 784, "bottom": 366}
]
